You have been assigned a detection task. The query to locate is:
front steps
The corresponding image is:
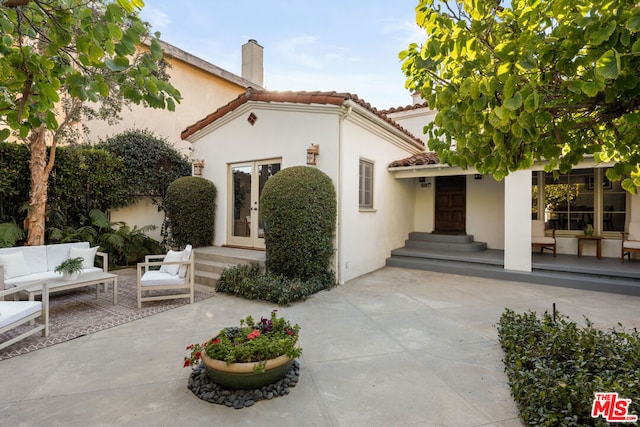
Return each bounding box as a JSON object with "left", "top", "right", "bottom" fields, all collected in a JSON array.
[
  {"left": 402, "top": 232, "right": 487, "bottom": 252},
  {"left": 193, "top": 247, "right": 266, "bottom": 287},
  {"left": 386, "top": 232, "right": 640, "bottom": 296}
]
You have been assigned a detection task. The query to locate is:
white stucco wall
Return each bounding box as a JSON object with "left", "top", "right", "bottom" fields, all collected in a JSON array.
[
  {"left": 192, "top": 104, "right": 340, "bottom": 249},
  {"left": 191, "top": 102, "right": 420, "bottom": 283},
  {"left": 503, "top": 171, "right": 533, "bottom": 271},
  {"left": 466, "top": 175, "right": 505, "bottom": 249},
  {"left": 338, "top": 116, "right": 418, "bottom": 282},
  {"left": 385, "top": 108, "right": 437, "bottom": 144},
  {"left": 110, "top": 198, "right": 165, "bottom": 242},
  {"left": 413, "top": 178, "right": 435, "bottom": 232}
]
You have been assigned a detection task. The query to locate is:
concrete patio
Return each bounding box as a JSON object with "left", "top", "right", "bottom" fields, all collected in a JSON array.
[{"left": 0, "top": 267, "right": 638, "bottom": 426}]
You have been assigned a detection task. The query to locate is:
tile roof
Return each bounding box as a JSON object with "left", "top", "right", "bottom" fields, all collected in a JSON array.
[
  {"left": 379, "top": 102, "right": 430, "bottom": 115},
  {"left": 388, "top": 151, "right": 440, "bottom": 168},
  {"left": 180, "top": 89, "right": 425, "bottom": 148}
]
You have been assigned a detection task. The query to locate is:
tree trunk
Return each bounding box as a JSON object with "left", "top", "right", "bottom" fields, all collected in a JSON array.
[{"left": 25, "top": 126, "right": 55, "bottom": 246}]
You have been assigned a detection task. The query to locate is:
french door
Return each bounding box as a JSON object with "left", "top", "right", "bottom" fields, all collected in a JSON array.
[{"left": 227, "top": 159, "right": 281, "bottom": 249}]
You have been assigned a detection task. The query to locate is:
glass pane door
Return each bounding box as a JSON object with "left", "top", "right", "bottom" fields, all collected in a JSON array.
[
  {"left": 231, "top": 165, "right": 252, "bottom": 238},
  {"left": 227, "top": 160, "right": 280, "bottom": 248}
]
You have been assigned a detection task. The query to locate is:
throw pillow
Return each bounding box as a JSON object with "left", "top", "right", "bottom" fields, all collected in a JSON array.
[
  {"left": 69, "top": 246, "right": 99, "bottom": 269},
  {"left": 0, "top": 251, "right": 29, "bottom": 280},
  {"left": 159, "top": 250, "right": 183, "bottom": 275},
  {"left": 179, "top": 245, "right": 193, "bottom": 279}
]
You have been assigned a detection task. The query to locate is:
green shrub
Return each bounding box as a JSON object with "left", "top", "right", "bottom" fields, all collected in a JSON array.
[
  {"left": 0, "top": 142, "right": 30, "bottom": 224},
  {"left": 47, "top": 209, "right": 162, "bottom": 267},
  {"left": 498, "top": 308, "right": 640, "bottom": 426},
  {"left": 165, "top": 176, "right": 216, "bottom": 248},
  {"left": 49, "top": 145, "right": 128, "bottom": 226},
  {"left": 260, "top": 166, "right": 336, "bottom": 281},
  {"left": 216, "top": 263, "right": 335, "bottom": 306},
  {"left": 97, "top": 130, "right": 191, "bottom": 209}
]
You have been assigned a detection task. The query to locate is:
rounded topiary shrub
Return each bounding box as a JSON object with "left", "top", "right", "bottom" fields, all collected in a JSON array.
[
  {"left": 260, "top": 166, "right": 336, "bottom": 281},
  {"left": 165, "top": 176, "right": 217, "bottom": 248}
]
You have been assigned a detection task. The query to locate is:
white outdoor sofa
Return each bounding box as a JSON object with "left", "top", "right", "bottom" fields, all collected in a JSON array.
[
  {"left": 0, "top": 242, "right": 107, "bottom": 291},
  {"left": 0, "top": 281, "right": 49, "bottom": 350}
]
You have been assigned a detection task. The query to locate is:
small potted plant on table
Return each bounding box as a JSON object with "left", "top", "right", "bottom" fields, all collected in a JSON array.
[
  {"left": 184, "top": 310, "right": 301, "bottom": 390},
  {"left": 55, "top": 257, "right": 84, "bottom": 280}
]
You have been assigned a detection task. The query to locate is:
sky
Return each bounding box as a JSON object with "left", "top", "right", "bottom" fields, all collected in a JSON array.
[{"left": 139, "top": 1, "right": 425, "bottom": 110}]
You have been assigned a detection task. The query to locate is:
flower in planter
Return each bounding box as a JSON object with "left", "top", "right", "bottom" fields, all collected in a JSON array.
[{"left": 184, "top": 310, "right": 301, "bottom": 373}]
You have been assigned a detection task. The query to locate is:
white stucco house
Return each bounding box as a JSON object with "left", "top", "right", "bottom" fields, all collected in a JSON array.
[{"left": 183, "top": 88, "right": 640, "bottom": 284}]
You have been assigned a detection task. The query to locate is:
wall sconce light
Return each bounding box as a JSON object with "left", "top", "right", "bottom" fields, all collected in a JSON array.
[
  {"left": 306, "top": 144, "right": 320, "bottom": 165},
  {"left": 474, "top": 174, "right": 483, "bottom": 180},
  {"left": 193, "top": 160, "right": 205, "bottom": 176}
]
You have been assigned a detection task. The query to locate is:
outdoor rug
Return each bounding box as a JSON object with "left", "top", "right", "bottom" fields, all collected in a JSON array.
[{"left": 0, "top": 273, "right": 215, "bottom": 360}]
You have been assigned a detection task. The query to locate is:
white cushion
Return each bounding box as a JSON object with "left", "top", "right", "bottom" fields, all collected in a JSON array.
[
  {"left": 70, "top": 246, "right": 99, "bottom": 269},
  {"left": 628, "top": 222, "right": 640, "bottom": 241},
  {"left": 140, "top": 270, "right": 186, "bottom": 286},
  {"left": 5, "top": 246, "right": 47, "bottom": 275},
  {"left": 623, "top": 240, "right": 640, "bottom": 249},
  {"left": 531, "top": 220, "right": 547, "bottom": 237},
  {"left": 0, "top": 251, "right": 29, "bottom": 280},
  {"left": 159, "top": 250, "right": 183, "bottom": 275},
  {"left": 46, "top": 242, "right": 89, "bottom": 272},
  {"left": 179, "top": 245, "right": 192, "bottom": 279},
  {"left": 532, "top": 237, "right": 555, "bottom": 244},
  {"left": 0, "top": 300, "right": 41, "bottom": 329}
]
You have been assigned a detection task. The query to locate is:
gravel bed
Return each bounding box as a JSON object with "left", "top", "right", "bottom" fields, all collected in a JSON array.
[{"left": 187, "top": 360, "right": 301, "bottom": 409}]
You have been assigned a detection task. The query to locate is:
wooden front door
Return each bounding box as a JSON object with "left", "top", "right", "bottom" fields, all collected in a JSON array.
[{"left": 435, "top": 176, "right": 466, "bottom": 233}]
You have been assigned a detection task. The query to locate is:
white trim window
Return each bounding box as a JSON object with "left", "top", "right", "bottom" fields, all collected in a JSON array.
[
  {"left": 532, "top": 167, "right": 626, "bottom": 234},
  {"left": 359, "top": 159, "right": 374, "bottom": 209}
]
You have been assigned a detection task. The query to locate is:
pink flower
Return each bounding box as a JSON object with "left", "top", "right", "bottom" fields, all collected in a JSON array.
[{"left": 247, "top": 329, "right": 261, "bottom": 340}]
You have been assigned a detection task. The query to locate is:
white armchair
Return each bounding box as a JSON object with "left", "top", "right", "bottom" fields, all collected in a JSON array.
[
  {"left": 136, "top": 245, "right": 194, "bottom": 308},
  {"left": 621, "top": 222, "right": 640, "bottom": 263},
  {"left": 0, "top": 281, "right": 49, "bottom": 351},
  {"left": 532, "top": 220, "right": 556, "bottom": 257}
]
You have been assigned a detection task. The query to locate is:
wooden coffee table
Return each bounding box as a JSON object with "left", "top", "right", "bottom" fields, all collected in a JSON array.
[
  {"left": 577, "top": 236, "right": 603, "bottom": 259},
  {"left": 22, "top": 271, "right": 118, "bottom": 304}
]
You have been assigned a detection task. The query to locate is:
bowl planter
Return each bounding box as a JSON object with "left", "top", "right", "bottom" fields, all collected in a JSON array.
[
  {"left": 201, "top": 343, "right": 297, "bottom": 389},
  {"left": 184, "top": 310, "right": 301, "bottom": 390},
  {"left": 54, "top": 257, "right": 84, "bottom": 281}
]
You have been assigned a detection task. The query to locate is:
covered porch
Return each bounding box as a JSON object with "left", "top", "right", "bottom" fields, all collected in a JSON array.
[{"left": 387, "top": 235, "right": 640, "bottom": 296}]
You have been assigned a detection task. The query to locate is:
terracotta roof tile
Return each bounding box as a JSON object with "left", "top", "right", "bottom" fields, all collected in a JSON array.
[
  {"left": 181, "top": 89, "right": 425, "bottom": 149},
  {"left": 388, "top": 152, "right": 440, "bottom": 168},
  {"left": 380, "top": 102, "right": 430, "bottom": 115}
]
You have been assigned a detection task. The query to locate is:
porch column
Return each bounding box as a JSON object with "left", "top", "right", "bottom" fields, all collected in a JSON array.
[{"left": 504, "top": 170, "right": 532, "bottom": 272}]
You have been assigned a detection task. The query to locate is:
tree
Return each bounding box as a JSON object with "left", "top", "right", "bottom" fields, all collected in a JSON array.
[
  {"left": 0, "top": 0, "right": 181, "bottom": 245},
  {"left": 401, "top": 0, "right": 640, "bottom": 192}
]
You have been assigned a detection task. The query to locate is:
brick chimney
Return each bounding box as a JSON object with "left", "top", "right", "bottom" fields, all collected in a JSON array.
[{"left": 242, "top": 39, "right": 264, "bottom": 86}]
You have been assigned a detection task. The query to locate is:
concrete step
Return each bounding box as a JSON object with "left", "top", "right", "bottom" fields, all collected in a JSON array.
[
  {"left": 192, "top": 248, "right": 265, "bottom": 288},
  {"left": 194, "top": 270, "right": 221, "bottom": 288},
  {"left": 408, "top": 232, "right": 475, "bottom": 244},
  {"left": 386, "top": 256, "right": 640, "bottom": 296},
  {"left": 404, "top": 239, "right": 487, "bottom": 252},
  {"left": 390, "top": 247, "right": 501, "bottom": 264},
  {"left": 195, "top": 259, "right": 241, "bottom": 275}
]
